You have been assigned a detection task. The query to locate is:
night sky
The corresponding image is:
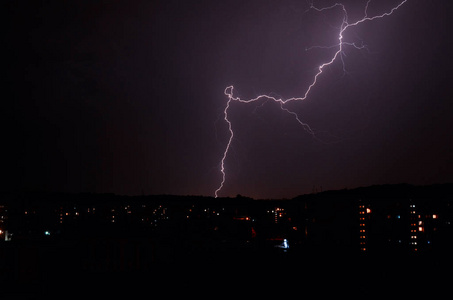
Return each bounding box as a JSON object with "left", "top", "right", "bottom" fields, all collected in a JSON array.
[{"left": 3, "top": 0, "right": 452, "bottom": 199}]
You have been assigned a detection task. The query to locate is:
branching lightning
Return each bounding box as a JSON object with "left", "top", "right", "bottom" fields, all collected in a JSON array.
[{"left": 215, "top": 0, "right": 408, "bottom": 198}]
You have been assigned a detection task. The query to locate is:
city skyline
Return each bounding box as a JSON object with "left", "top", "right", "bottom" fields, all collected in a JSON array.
[
  {"left": 2, "top": 184, "right": 452, "bottom": 297},
  {"left": 2, "top": 183, "right": 452, "bottom": 250}
]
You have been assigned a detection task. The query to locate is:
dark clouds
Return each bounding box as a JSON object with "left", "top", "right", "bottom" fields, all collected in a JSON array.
[{"left": 3, "top": 0, "right": 452, "bottom": 198}]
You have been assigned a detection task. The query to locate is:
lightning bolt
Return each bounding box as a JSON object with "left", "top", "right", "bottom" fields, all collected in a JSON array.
[{"left": 215, "top": 0, "right": 408, "bottom": 198}]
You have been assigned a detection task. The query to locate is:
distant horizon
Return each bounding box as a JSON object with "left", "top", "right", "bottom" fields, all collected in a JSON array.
[{"left": 3, "top": 182, "right": 452, "bottom": 200}]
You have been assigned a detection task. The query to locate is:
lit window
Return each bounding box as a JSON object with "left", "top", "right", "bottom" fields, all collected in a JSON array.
[
  {"left": 432, "top": 214, "right": 438, "bottom": 219},
  {"left": 366, "top": 208, "right": 371, "bottom": 214},
  {"left": 418, "top": 227, "right": 424, "bottom": 232}
]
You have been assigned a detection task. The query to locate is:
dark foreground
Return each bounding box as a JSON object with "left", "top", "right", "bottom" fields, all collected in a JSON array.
[
  {"left": 1, "top": 184, "right": 452, "bottom": 298},
  {"left": 1, "top": 238, "right": 452, "bottom": 299}
]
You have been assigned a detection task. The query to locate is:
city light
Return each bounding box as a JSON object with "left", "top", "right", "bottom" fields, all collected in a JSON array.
[
  {"left": 0, "top": 185, "right": 450, "bottom": 267},
  {"left": 282, "top": 239, "right": 289, "bottom": 249},
  {"left": 275, "top": 239, "right": 289, "bottom": 249}
]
